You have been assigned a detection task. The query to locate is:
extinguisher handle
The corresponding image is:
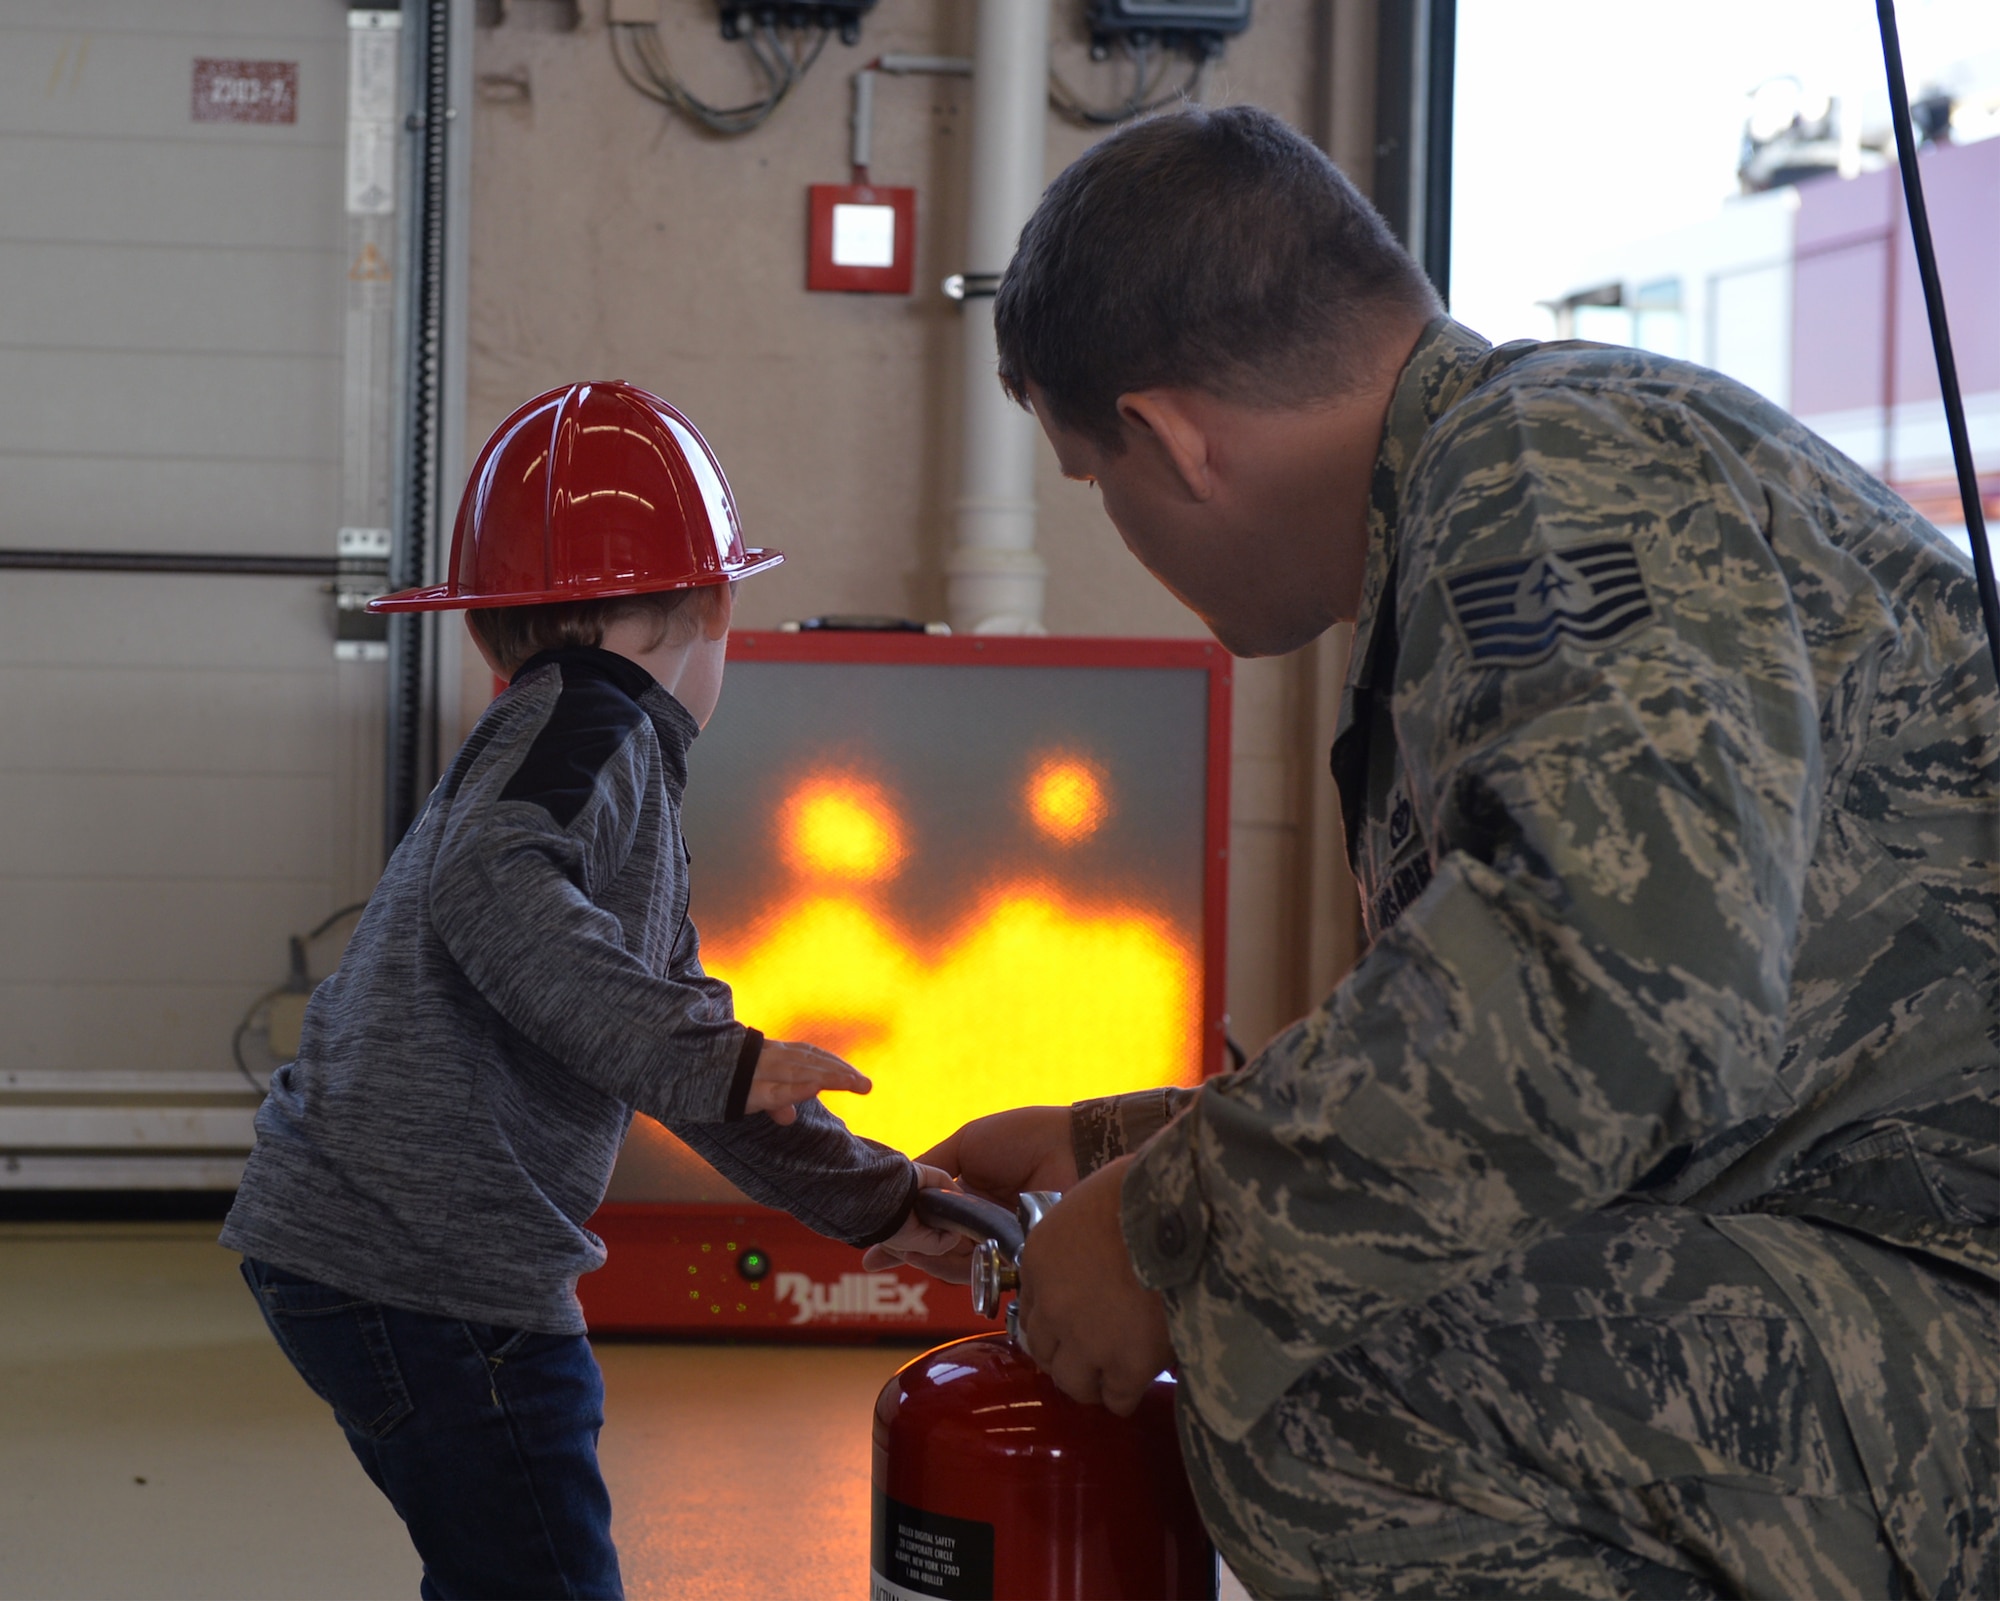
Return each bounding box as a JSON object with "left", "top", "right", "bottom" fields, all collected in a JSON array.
[{"left": 913, "top": 1188, "right": 1026, "bottom": 1261}]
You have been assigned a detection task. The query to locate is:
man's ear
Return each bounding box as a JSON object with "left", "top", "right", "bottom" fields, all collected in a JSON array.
[
  {"left": 1116, "top": 390, "right": 1215, "bottom": 502},
  {"left": 697, "top": 580, "right": 736, "bottom": 642}
]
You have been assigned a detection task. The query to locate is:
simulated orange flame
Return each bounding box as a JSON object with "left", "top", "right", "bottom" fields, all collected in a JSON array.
[
  {"left": 782, "top": 777, "right": 903, "bottom": 881},
  {"left": 1026, "top": 755, "right": 1109, "bottom": 844},
  {"left": 704, "top": 765, "right": 1200, "bottom": 1157}
]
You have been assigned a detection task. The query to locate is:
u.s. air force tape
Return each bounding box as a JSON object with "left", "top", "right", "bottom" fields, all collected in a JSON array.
[{"left": 1441, "top": 539, "right": 1656, "bottom": 667}]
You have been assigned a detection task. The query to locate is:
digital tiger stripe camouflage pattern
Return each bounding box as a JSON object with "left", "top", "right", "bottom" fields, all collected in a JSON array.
[{"left": 1079, "top": 319, "right": 1999, "bottom": 1598}]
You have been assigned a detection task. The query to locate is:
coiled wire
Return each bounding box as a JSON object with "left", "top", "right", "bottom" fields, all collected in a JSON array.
[
  {"left": 611, "top": 17, "right": 830, "bottom": 136},
  {"left": 1049, "top": 36, "right": 1210, "bottom": 128}
]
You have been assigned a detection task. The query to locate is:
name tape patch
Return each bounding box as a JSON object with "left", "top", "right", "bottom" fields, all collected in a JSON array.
[{"left": 1443, "top": 539, "right": 1655, "bottom": 666}]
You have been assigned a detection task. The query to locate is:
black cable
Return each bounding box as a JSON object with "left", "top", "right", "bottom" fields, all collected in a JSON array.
[
  {"left": 306, "top": 902, "right": 370, "bottom": 942},
  {"left": 232, "top": 990, "right": 287, "bottom": 1094},
  {"left": 1877, "top": 0, "right": 2000, "bottom": 687},
  {"left": 1051, "top": 36, "right": 1208, "bottom": 127},
  {"left": 609, "top": 22, "right": 679, "bottom": 107},
  {"left": 611, "top": 19, "right": 828, "bottom": 136},
  {"left": 791, "top": 24, "right": 831, "bottom": 81},
  {"left": 228, "top": 903, "right": 370, "bottom": 1094}
]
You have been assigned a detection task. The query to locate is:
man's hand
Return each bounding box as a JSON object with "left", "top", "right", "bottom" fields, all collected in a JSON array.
[
  {"left": 1015, "top": 1155, "right": 1173, "bottom": 1417},
  {"left": 746, "top": 1040, "right": 870, "bottom": 1125},
  {"left": 863, "top": 1105, "right": 1080, "bottom": 1279},
  {"left": 920, "top": 1105, "right": 1080, "bottom": 1204}
]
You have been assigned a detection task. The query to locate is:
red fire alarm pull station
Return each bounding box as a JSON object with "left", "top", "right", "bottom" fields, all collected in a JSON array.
[{"left": 806, "top": 182, "right": 916, "bottom": 294}]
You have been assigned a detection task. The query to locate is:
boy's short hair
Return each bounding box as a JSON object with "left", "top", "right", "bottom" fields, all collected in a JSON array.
[
  {"left": 469, "top": 584, "right": 720, "bottom": 678},
  {"left": 994, "top": 104, "right": 1441, "bottom": 451}
]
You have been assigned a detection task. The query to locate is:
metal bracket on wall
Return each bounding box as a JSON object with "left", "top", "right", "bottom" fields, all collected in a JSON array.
[
  {"left": 941, "top": 272, "right": 1001, "bottom": 302},
  {"left": 335, "top": 526, "right": 393, "bottom": 661}
]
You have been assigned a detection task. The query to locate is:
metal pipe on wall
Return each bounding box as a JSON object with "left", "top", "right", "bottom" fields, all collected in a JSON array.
[
  {"left": 0, "top": 549, "right": 383, "bottom": 578},
  {"left": 945, "top": 0, "right": 1052, "bottom": 637}
]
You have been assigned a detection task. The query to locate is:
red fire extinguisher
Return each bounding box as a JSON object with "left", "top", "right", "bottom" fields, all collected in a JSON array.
[{"left": 871, "top": 1190, "right": 1216, "bottom": 1601}]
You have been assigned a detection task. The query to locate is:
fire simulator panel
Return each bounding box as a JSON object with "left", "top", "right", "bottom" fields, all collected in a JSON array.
[{"left": 579, "top": 630, "right": 1231, "bottom": 1338}]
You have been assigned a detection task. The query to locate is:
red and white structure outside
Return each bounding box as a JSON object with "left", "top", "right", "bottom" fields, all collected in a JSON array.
[{"left": 1545, "top": 131, "right": 1998, "bottom": 552}]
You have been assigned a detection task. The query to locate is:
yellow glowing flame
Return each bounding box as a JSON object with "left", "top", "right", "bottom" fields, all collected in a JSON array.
[
  {"left": 704, "top": 764, "right": 1199, "bottom": 1154},
  {"left": 783, "top": 779, "right": 903, "bottom": 882},
  {"left": 1026, "top": 755, "right": 1109, "bottom": 844},
  {"left": 707, "top": 888, "right": 1199, "bottom": 1158}
]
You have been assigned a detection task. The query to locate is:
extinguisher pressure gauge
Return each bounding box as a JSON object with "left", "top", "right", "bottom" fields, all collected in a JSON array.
[{"left": 970, "top": 1240, "right": 1020, "bottom": 1319}]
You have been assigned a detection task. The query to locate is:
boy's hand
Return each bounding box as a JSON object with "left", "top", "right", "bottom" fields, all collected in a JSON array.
[
  {"left": 747, "top": 1040, "right": 870, "bottom": 1125},
  {"left": 861, "top": 1164, "right": 973, "bottom": 1280},
  {"left": 864, "top": 1107, "right": 1078, "bottom": 1281}
]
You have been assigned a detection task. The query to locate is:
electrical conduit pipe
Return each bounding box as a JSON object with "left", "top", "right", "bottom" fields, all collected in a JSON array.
[{"left": 947, "top": 0, "right": 1052, "bottom": 636}]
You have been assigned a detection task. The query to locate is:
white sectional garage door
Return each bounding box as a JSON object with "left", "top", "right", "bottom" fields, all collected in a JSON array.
[{"left": 1, "top": 2, "right": 377, "bottom": 1186}]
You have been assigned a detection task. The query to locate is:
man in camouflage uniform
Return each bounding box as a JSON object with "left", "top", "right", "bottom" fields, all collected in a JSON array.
[{"left": 878, "top": 106, "right": 1997, "bottom": 1597}]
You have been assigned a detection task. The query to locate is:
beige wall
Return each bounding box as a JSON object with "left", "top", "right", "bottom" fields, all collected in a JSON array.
[{"left": 465, "top": 0, "right": 1362, "bottom": 1054}]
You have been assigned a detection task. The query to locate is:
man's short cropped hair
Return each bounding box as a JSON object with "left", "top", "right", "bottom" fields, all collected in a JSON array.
[
  {"left": 994, "top": 104, "right": 1441, "bottom": 450},
  {"left": 468, "top": 584, "right": 719, "bottom": 678}
]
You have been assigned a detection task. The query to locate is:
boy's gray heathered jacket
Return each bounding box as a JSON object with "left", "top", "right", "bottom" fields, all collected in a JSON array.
[{"left": 221, "top": 645, "right": 916, "bottom": 1332}]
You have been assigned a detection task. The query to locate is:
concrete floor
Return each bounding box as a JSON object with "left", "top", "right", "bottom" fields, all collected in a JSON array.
[
  {"left": 1, "top": 1222, "right": 1250, "bottom": 1600},
  {"left": 0, "top": 1222, "right": 920, "bottom": 1599}
]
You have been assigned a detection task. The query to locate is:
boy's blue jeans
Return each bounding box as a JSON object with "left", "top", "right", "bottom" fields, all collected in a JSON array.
[{"left": 240, "top": 1258, "right": 623, "bottom": 1600}]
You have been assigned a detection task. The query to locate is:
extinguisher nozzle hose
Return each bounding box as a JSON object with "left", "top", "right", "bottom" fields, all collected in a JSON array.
[{"left": 913, "top": 1189, "right": 1026, "bottom": 1261}]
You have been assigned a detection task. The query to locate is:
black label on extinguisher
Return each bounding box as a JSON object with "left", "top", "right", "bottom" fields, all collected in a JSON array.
[{"left": 870, "top": 1492, "right": 994, "bottom": 1600}]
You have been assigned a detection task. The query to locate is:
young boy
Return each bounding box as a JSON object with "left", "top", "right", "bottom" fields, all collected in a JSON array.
[{"left": 221, "top": 382, "right": 954, "bottom": 1599}]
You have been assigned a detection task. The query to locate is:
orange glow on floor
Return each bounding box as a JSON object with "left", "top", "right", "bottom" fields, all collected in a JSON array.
[
  {"left": 707, "top": 889, "right": 1198, "bottom": 1158},
  {"left": 782, "top": 777, "right": 904, "bottom": 882},
  {"left": 1026, "top": 754, "right": 1110, "bottom": 844}
]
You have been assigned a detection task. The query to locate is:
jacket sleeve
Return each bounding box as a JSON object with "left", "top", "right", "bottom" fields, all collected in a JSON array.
[
  {"left": 429, "top": 728, "right": 751, "bottom": 1125},
  {"left": 1123, "top": 382, "right": 1825, "bottom": 1441},
  {"left": 675, "top": 1105, "right": 919, "bottom": 1247},
  {"left": 1072, "top": 1086, "right": 1203, "bottom": 1177},
  {"left": 661, "top": 912, "right": 919, "bottom": 1246}
]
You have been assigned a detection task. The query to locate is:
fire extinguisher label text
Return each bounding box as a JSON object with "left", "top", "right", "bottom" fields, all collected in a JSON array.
[
  {"left": 872, "top": 1493, "right": 994, "bottom": 1600},
  {"left": 774, "top": 1269, "right": 929, "bottom": 1325}
]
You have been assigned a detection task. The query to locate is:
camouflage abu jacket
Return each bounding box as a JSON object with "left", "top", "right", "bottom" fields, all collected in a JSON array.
[{"left": 1105, "top": 317, "right": 2000, "bottom": 1446}]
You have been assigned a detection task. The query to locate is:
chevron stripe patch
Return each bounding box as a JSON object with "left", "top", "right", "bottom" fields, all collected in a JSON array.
[{"left": 1442, "top": 540, "right": 1655, "bottom": 666}]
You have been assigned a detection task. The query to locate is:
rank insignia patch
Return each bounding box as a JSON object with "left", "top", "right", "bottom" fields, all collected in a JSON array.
[{"left": 1442, "top": 540, "right": 1655, "bottom": 666}]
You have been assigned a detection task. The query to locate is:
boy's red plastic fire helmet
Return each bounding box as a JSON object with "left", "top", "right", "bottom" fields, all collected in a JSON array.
[{"left": 369, "top": 381, "right": 782, "bottom": 613}]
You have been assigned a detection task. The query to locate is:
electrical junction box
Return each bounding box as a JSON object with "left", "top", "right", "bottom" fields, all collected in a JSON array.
[
  {"left": 721, "top": 1, "right": 877, "bottom": 46},
  {"left": 806, "top": 182, "right": 915, "bottom": 294},
  {"left": 1088, "top": 0, "right": 1252, "bottom": 51}
]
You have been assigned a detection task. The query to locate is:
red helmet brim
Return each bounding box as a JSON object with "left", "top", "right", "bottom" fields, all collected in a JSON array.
[{"left": 369, "top": 547, "right": 785, "bottom": 613}]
